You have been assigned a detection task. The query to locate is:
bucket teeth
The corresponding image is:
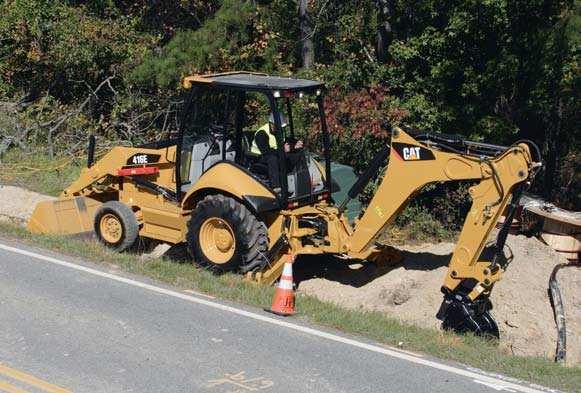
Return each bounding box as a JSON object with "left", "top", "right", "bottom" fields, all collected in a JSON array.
[{"left": 437, "top": 293, "right": 500, "bottom": 339}]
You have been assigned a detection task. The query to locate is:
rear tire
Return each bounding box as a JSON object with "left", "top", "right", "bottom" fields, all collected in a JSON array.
[
  {"left": 187, "top": 195, "right": 268, "bottom": 272},
  {"left": 94, "top": 201, "right": 139, "bottom": 252}
]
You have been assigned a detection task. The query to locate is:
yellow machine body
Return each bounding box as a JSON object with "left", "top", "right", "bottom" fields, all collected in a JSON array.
[
  {"left": 28, "top": 128, "right": 536, "bottom": 294},
  {"left": 29, "top": 145, "right": 186, "bottom": 243},
  {"left": 28, "top": 72, "right": 541, "bottom": 337}
]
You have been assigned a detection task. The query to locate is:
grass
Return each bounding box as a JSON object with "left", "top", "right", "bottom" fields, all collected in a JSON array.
[
  {"left": 0, "top": 221, "right": 579, "bottom": 392},
  {"left": 0, "top": 148, "right": 85, "bottom": 196}
]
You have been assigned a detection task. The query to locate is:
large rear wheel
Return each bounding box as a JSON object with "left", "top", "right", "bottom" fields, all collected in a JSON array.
[{"left": 187, "top": 195, "right": 268, "bottom": 272}]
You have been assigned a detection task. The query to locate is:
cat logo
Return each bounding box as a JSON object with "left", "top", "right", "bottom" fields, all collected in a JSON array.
[
  {"left": 392, "top": 143, "right": 435, "bottom": 162},
  {"left": 402, "top": 146, "right": 421, "bottom": 160}
]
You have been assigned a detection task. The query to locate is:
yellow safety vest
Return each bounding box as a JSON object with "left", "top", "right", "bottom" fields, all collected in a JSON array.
[{"left": 251, "top": 123, "right": 277, "bottom": 154}]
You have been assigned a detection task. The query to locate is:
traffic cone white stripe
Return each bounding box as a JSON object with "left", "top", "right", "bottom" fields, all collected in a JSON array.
[
  {"left": 278, "top": 278, "right": 293, "bottom": 290},
  {"left": 282, "top": 262, "right": 293, "bottom": 276}
]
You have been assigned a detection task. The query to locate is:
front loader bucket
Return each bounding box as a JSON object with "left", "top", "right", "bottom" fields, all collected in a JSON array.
[{"left": 28, "top": 197, "right": 102, "bottom": 236}]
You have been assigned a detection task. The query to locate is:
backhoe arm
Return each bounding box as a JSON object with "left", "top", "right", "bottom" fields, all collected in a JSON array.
[{"left": 349, "top": 127, "right": 538, "bottom": 337}]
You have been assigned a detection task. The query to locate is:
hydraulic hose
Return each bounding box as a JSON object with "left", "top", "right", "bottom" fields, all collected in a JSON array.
[
  {"left": 549, "top": 261, "right": 579, "bottom": 363},
  {"left": 513, "top": 139, "right": 542, "bottom": 164}
]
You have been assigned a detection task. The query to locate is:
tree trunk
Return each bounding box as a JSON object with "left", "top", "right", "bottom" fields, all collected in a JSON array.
[
  {"left": 299, "top": 0, "right": 314, "bottom": 69},
  {"left": 375, "top": 0, "right": 393, "bottom": 63},
  {"left": 543, "top": 21, "right": 568, "bottom": 200}
]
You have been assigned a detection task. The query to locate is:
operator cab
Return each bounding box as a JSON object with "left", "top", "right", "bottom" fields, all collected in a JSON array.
[{"left": 177, "top": 72, "right": 332, "bottom": 209}]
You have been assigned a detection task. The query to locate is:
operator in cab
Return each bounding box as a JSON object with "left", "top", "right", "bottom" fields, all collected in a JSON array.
[{"left": 251, "top": 113, "right": 303, "bottom": 192}]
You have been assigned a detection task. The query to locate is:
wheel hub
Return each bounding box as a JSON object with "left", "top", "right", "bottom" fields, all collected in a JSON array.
[
  {"left": 199, "top": 217, "right": 236, "bottom": 264},
  {"left": 100, "top": 213, "right": 122, "bottom": 244}
]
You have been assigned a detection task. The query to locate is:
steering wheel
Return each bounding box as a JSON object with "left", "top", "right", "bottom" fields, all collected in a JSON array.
[
  {"left": 208, "top": 123, "right": 236, "bottom": 153},
  {"left": 209, "top": 123, "right": 227, "bottom": 136}
]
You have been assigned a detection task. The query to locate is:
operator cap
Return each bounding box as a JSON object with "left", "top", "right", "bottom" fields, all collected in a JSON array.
[{"left": 268, "top": 113, "right": 288, "bottom": 128}]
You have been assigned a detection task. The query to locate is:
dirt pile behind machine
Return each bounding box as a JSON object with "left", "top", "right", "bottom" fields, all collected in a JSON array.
[{"left": 28, "top": 72, "right": 542, "bottom": 338}]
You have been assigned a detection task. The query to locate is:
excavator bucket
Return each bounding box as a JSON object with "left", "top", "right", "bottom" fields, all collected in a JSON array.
[{"left": 28, "top": 197, "right": 102, "bottom": 235}]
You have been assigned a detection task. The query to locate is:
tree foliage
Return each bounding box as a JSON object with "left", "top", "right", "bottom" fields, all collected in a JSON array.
[
  {"left": 0, "top": 0, "right": 154, "bottom": 100},
  {"left": 0, "top": 0, "right": 578, "bottom": 208}
]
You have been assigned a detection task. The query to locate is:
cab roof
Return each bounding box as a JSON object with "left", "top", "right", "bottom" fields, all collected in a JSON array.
[{"left": 182, "top": 72, "right": 324, "bottom": 93}]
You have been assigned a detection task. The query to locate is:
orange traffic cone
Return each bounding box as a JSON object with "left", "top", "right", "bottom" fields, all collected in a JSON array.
[{"left": 266, "top": 255, "right": 296, "bottom": 316}]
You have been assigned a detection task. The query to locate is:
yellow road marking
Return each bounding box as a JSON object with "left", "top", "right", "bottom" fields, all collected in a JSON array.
[
  {"left": 0, "top": 364, "right": 72, "bottom": 393},
  {"left": 207, "top": 371, "right": 274, "bottom": 391},
  {"left": 0, "top": 380, "right": 27, "bottom": 393}
]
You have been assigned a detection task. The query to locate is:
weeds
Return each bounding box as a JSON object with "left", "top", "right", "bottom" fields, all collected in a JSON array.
[{"left": 0, "top": 148, "right": 84, "bottom": 196}]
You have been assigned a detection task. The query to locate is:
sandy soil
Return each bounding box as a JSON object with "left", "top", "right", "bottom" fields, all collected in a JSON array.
[
  {"left": 0, "top": 185, "right": 55, "bottom": 225},
  {"left": 295, "top": 237, "right": 580, "bottom": 365},
  {"left": 1, "top": 184, "right": 579, "bottom": 365}
]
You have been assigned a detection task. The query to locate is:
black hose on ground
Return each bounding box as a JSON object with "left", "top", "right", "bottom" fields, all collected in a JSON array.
[{"left": 548, "top": 261, "right": 579, "bottom": 363}]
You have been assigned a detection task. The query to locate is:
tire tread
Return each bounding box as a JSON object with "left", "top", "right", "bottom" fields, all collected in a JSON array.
[{"left": 186, "top": 195, "right": 268, "bottom": 272}]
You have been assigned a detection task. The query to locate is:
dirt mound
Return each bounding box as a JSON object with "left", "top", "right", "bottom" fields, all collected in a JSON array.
[
  {"left": 0, "top": 185, "right": 55, "bottom": 225},
  {"left": 296, "top": 237, "right": 580, "bottom": 365},
  {"left": 1, "top": 184, "right": 579, "bottom": 364}
]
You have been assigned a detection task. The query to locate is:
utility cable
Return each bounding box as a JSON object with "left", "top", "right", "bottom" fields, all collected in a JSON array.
[{"left": 549, "top": 260, "right": 579, "bottom": 363}]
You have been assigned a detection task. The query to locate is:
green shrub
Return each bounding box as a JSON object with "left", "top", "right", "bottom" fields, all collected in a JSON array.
[
  {"left": 132, "top": 0, "right": 272, "bottom": 88},
  {"left": 395, "top": 205, "right": 453, "bottom": 242},
  {"left": 0, "top": 0, "right": 154, "bottom": 101}
]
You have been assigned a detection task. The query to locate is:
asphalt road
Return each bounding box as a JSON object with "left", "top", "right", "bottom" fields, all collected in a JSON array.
[{"left": 0, "top": 240, "right": 553, "bottom": 393}]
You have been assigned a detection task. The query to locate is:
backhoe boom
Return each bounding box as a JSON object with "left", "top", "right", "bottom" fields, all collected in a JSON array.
[{"left": 349, "top": 127, "right": 539, "bottom": 336}]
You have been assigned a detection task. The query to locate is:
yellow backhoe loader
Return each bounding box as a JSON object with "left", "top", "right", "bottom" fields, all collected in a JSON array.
[{"left": 28, "top": 72, "right": 542, "bottom": 337}]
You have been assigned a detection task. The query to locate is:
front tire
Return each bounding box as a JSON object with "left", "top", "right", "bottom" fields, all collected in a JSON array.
[
  {"left": 94, "top": 201, "right": 139, "bottom": 252},
  {"left": 187, "top": 195, "right": 268, "bottom": 272}
]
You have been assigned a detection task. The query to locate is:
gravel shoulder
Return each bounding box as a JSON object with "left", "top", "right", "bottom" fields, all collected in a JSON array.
[{"left": 0, "top": 185, "right": 55, "bottom": 225}]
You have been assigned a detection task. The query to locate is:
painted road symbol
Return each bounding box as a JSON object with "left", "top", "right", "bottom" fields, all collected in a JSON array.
[{"left": 207, "top": 371, "right": 274, "bottom": 392}]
